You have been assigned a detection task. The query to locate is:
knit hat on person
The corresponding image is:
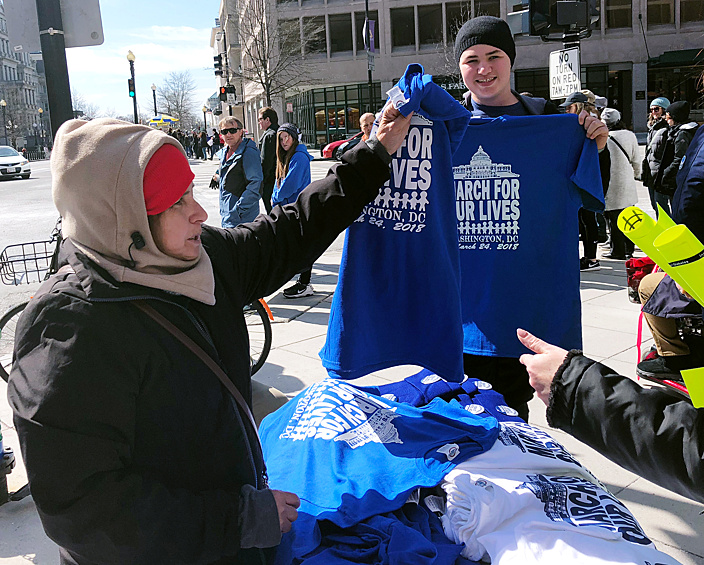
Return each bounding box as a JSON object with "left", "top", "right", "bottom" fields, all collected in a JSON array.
[
  {"left": 594, "top": 95, "right": 607, "bottom": 109},
  {"left": 277, "top": 123, "right": 299, "bottom": 139},
  {"left": 650, "top": 97, "right": 671, "bottom": 110},
  {"left": 666, "top": 101, "right": 690, "bottom": 123},
  {"left": 143, "top": 144, "right": 195, "bottom": 216},
  {"left": 454, "top": 16, "right": 516, "bottom": 66},
  {"left": 600, "top": 108, "right": 621, "bottom": 125},
  {"left": 51, "top": 118, "right": 215, "bottom": 305}
]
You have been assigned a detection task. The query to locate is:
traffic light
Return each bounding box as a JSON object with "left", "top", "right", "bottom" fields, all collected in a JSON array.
[
  {"left": 219, "top": 86, "right": 227, "bottom": 102},
  {"left": 127, "top": 78, "right": 135, "bottom": 98},
  {"left": 214, "top": 54, "right": 223, "bottom": 77}
]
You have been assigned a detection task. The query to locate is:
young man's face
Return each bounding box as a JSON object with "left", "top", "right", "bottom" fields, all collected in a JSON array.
[
  {"left": 258, "top": 116, "right": 271, "bottom": 130},
  {"left": 459, "top": 44, "right": 513, "bottom": 106},
  {"left": 149, "top": 187, "right": 208, "bottom": 261}
]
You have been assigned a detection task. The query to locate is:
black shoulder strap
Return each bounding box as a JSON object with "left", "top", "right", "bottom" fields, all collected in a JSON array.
[
  {"left": 608, "top": 135, "right": 630, "bottom": 161},
  {"left": 132, "top": 300, "right": 262, "bottom": 447}
]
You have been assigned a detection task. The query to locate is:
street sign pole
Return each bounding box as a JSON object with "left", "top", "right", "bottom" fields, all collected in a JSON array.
[
  {"left": 35, "top": 0, "right": 73, "bottom": 136},
  {"left": 364, "top": 0, "right": 373, "bottom": 113}
]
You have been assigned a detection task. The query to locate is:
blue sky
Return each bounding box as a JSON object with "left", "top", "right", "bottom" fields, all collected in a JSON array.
[{"left": 65, "top": 0, "right": 219, "bottom": 119}]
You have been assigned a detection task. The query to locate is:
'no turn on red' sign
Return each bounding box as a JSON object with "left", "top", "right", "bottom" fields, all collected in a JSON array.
[{"left": 549, "top": 47, "right": 581, "bottom": 100}]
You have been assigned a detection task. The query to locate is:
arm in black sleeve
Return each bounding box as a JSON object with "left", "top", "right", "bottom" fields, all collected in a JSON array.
[
  {"left": 547, "top": 352, "right": 704, "bottom": 504},
  {"left": 205, "top": 140, "right": 391, "bottom": 305},
  {"left": 662, "top": 132, "right": 690, "bottom": 186}
]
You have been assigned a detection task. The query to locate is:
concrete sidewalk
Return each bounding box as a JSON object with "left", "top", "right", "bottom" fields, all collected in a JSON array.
[{"left": 1, "top": 157, "right": 703, "bottom": 563}]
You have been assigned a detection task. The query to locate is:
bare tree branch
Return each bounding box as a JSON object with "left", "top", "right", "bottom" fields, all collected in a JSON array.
[
  {"left": 157, "top": 71, "right": 198, "bottom": 126},
  {"left": 71, "top": 92, "right": 101, "bottom": 120},
  {"left": 231, "top": 0, "right": 325, "bottom": 106}
]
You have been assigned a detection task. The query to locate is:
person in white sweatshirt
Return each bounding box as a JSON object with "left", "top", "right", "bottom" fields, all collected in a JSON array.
[{"left": 601, "top": 108, "right": 641, "bottom": 260}]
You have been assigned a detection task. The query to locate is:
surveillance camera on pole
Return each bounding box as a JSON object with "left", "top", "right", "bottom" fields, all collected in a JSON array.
[{"left": 528, "top": 0, "right": 599, "bottom": 100}]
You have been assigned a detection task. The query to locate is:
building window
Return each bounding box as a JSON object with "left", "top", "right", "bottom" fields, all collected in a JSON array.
[
  {"left": 514, "top": 69, "right": 551, "bottom": 100},
  {"left": 446, "top": 2, "right": 471, "bottom": 43},
  {"left": 647, "top": 0, "right": 674, "bottom": 25},
  {"left": 474, "top": 0, "right": 500, "bottom": 17},
  {"left": 606, "top": 0, "right": 631, "bottom": 27},
  {"left": 329, "top": 13, "right": 353, "bottom": 53},
  {"left": 418, "top": 5, "right": 443, "bottom": 45},
  {"left": 681, "top": 0, "right": 704, "bottom": 22},
  {"left": 391, "top": 7, "right": 415, "bottom": 49},
  {"left": 355, "top": 11, "right": 380, "bottom": 52},
  {"left": 279, "top": 18, "right": 301, "bottom": 55},
  {"left": 303, "top": 16, "right": 327, "bottom": 55}
]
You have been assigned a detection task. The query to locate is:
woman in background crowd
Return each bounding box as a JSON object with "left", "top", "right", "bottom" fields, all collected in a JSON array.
[
  {"left": 652, "top": 101, "right": 699, "bottom": 214},
  {"left": 642, "top": 97, "right": 670, "bottom": 216},
  {"left": 271, "top": 123, "right": 315, "bottom": 299},
  {"left": 601, "top": 108, "right": 640, "bottom": 261}
]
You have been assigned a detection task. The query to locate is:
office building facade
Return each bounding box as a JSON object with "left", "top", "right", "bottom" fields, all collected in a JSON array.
[{"left": 214, "top": 0, "right": 703, "bottom": 147}]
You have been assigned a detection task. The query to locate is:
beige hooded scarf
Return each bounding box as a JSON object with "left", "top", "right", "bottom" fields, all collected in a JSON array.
[{"left": 51, "top": 118, "right": 216, "bottom": 305}]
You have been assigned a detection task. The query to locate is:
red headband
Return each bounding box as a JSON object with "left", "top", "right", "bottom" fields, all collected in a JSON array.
[{"left": 143, "top": 144, "right": 195, "bottom": 215}]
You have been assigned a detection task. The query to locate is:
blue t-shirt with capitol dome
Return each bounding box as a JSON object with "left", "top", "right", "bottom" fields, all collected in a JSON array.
[{"left": 454, "top": 114, "right": 604, "bottom": 357}]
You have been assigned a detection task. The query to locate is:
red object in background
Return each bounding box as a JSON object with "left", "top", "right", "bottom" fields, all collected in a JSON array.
[
  {"left": 321, "top": 132, "right": 363, "bottom": 159},
  {"left": 626, "top": 257, "right": 657, "bottom": 303}
]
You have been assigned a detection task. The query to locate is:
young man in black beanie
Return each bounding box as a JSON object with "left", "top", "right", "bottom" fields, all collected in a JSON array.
[
  {"left": 455, "top": 15, "right": 607, "bottom": 148},
  {"left": 453, "top": 16, "right": 608, "bottom": 421}
]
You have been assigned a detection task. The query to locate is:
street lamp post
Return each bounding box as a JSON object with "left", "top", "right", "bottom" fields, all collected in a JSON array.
[
  {"left": 151, "top": 84, "right": 157, "bottom": 117},
  {"left": 202, "top": 106, "right": 208, "bottom": 132},
  {"left": 0, "top": 100, "right": 7, "bottom": 146},
  {"left": 126, "top": 50, "right": 138, "bottom": 124},
  {"left": 38, "top": 108, "right": 44, "bottom": 146}
]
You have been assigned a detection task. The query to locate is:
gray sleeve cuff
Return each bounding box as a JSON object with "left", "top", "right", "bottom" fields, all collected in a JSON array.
[
  {"left": 238, "top": 485, "right": 281, "bottom": 549},
  {"left": 365, "top": 136, "right": 393, "bottom": 166}
]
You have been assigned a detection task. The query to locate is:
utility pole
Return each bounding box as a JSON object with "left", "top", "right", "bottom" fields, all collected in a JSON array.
[
  {"left": 127, "top": 51, "right": 138, "bottom": 124},
  {"left": 35, "top": 0, "right": 73, "bottom": 136},
  {"left": 364, "top": 0, "right": 374, "bottom": 113}
]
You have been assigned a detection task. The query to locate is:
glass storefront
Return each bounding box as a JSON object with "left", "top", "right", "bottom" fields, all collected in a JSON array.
[{"left": 285, "top": 82, "right": 383, "bottom": 148}]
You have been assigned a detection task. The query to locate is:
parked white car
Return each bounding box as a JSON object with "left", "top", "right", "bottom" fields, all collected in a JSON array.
[{"left": 0, "top": 146, "right": 30, "bottom": 179}]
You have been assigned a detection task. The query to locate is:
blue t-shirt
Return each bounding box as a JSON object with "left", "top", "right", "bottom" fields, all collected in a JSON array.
[
  {"left": 454, "top": 115, "right": 604, "bottom": 357},
  {"left": 259, "top": 378, "right": 499, "bottom": 559},
  {"left": 319, "top": 64, "right": 470, "bottom": 382}
]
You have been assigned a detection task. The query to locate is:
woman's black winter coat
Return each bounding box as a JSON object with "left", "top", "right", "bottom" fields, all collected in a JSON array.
[{"left": 8, "top": 143, "right": 390, "bottom": 564}]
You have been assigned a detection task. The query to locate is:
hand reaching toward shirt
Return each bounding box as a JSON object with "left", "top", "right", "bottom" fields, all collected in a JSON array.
[
  {"left": 374, "top": 105, "right": 414, "bottom": 155},
  {"left": 272, "top": 489, "right": 300, "bottom": 533},
  {"left": 517, "top": 328, "right": 569, "bottom": 405}
]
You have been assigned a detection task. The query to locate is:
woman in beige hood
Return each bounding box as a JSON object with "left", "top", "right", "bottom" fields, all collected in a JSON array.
[{"left": 8, "top": 110, "right": 411, "bottom": 565}]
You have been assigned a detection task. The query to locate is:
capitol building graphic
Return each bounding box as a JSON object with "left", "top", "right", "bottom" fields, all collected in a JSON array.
[{"left": 453, "top": 146, "right": 519, "bottom": 180}]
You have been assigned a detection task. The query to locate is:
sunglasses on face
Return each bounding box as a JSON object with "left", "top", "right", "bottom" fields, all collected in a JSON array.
[
  {"left": 650, "top": 107, "right": 662, "bottom": 112},
  {"left": 222, "top": 127, "right": 241, "bottom": 135}
]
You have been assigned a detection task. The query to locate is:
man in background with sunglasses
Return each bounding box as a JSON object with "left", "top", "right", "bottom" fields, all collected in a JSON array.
[{"left": 212, "top": 117, "right": 264, "bottom": 227}]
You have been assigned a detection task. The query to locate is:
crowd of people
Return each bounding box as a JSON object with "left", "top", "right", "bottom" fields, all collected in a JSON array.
[{"left": 4, "top": 11, "right": 703, "bottom": 565}]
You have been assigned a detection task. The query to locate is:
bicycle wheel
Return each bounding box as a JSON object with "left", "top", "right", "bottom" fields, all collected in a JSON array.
[
  {"left": 0, "top": 302, "right": 27, "bottom": 382},
  {"left": 244, "top": 300, "right": 272, "bottom": 375}
]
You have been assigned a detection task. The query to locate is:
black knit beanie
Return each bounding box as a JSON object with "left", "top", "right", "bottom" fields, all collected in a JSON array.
[
  {"left": 454, "top": 16, "right": 516, "bottom": 66},
  {"left": 666, "top": 101, "right": 690, "bottom": 124},
  {"left": 277, "top": 122, "right": 299, "bottom": 139}
]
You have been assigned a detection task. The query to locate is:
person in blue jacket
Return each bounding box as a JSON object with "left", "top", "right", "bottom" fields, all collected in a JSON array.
[
  {"left": 212, "top": 117, "right": 263, "bottom": 227},
  {"left": 272, "top": 123, "right": 316, "bottom": 298}
]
